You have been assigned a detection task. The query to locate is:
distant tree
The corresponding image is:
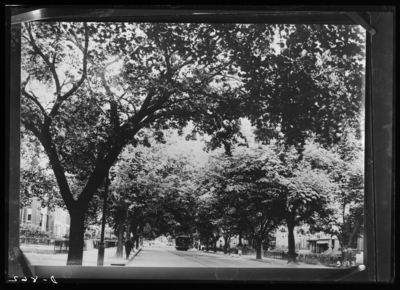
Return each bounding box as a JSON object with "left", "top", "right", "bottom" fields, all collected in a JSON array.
[
  {"left": 269, "top": 140, "right": 337, "bottom": 263},
  {"left": 309, "top": 127, "right": 364, "bottom": 263},
  {"left": 206, "top": 139, "right": 337, "bottom": 262},
  {"left": 108, "top": 133, "right": 200, "bottom": 256},
  {"left": 194, "top": 193, "right": 222, "bottom": 252},
  {"left": 201, "top": 145, "right": 287, "bottom": 259}
]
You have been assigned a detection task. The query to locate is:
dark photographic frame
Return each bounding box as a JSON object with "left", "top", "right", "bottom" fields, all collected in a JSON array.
[{"left": 5, "top": 5, "right": 395, "bottom": 283}]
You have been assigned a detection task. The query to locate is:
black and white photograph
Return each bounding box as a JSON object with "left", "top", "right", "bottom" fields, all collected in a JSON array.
[{"left": 6, "top": 6, "right": 394, "bottom": 283}]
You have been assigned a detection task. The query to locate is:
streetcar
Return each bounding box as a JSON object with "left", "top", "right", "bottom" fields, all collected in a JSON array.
[{"left": 175, "top": 235, "right": 191, "bottom": 251}]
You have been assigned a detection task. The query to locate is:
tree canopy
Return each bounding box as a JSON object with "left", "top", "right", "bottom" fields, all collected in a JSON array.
[
  {"left": 309, "top": 127, "right": 364, "bottom": 251},
  {"left": 20, "top": 21, "right": 365, "bottom": 265}
]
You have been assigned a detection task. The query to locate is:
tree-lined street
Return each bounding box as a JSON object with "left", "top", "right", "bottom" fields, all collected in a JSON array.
[
  {"left": 19, "top": 21, "right": 365, "bottom": 267},
  {"left": 126, "top": 245, "right": 326, "bottom": 268}
]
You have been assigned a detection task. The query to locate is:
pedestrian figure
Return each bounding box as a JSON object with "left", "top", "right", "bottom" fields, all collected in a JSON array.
[
  {"left": 125, "top": 238, "right": 134, "bottom": 260},
  {"left": 287, "top": 252, "right": 299, "bottom": 264},
  {"left": 243, "top": 244, "right": 247, "bottom": 254},
  {"left": 237, "top": 244, "right": 243, "bottom": 257},
  {"left": 287, "top": 252, "right": 292, "bottom": 264}
]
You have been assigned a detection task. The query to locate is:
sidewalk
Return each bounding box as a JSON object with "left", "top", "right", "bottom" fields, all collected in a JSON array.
[
  {"left": 20, "top": 244, "right": 55, "bottom": 255},
  {"left": 22, "top": 246, "right": 142, "bottom": 266},
  {"left": 197, "top": 249, "right": 330, "bottom": 268}
]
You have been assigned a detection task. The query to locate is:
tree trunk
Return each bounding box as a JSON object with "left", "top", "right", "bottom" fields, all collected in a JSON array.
[
  {"left": 135, "top": 235, "right": 140, "bottom": 249},
  {"left": 342, "top": 233, "right": 356, "bottom": 265},
  {"left": 238, "top": 231, "right": 242, "bottom": 246},
  {"left": 115, "top": 214, "right": 125, "bottom": 258},
  {"left": 126, "top": 226, "right": 131, "bottom": 242},
  {"left": 136, "top": 224, "right": 144, "bottom": 249},
  {"left": 256, "top": 237, "right": 263, "bottom": 259},
  {"left": 344, "top": 214, "right": 363, "bottom": 264},
  {"left": 341, "top": 244, "right": 349, "bottom": 265},
  {"left": 66, "top": 209, "right": 86, "bottom": 265},
  {"left": 223, "top": 236, "right": 228, "bottom": 254},
  {"left": 287, "top": 220, "right": 298, "bottom": 264},
  {"left": 126, "top": 212, "right": 131, "bottom": 241},
  {"left": 214, "top": 238, "right": 217, "bottom": 252}
]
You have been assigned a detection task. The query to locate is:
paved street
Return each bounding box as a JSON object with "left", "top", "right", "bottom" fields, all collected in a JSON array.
[
  {"left": 23, "top": 246, "right": 138, "bottom": 266},
  {"left": 127, "top": 245, "right": 327, "bottom": 268},
  {"left": 22, "top": 244, "right": 328, "bottom": 268}
]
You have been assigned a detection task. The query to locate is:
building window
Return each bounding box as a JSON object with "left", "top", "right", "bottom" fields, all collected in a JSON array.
[
  {"left": 350, "top": 238, "right": 358, "bottom": 249},
  {"left": 27, "top": 214, "right": 31, "bottom": 221}
]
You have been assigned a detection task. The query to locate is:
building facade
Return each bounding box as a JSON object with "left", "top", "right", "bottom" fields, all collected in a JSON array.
[
  {"left": 216, "top": 236, "right": 249, "bottom": 248},
  {"left": 20, "top": 197, "right": 71, "bottom": 238},
  {"left": 274, "top": 229, "right": 364, "bottom": 254},
  {"left": 47, "top": 207, "right": 71, "bottom": 237},
  {"left": 20, "top": 197, "right": 44, "bottom": 228}
]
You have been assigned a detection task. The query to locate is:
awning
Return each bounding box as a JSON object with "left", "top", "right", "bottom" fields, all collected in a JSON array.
[{"left": 316, "top": 241, "right": 329, "bottom": 245}]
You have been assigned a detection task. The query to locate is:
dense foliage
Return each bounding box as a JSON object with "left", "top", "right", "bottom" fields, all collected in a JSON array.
[
  {"left": 20, "top": 223, "right": 55, "bottom": 239},
  {"left": 20, "top": 22, "right": 364, "bottom": 265},
  {"left": 309, "top": 127, "right": 364, "bottom": 254},
  {"left": 107, "top": 131, "right": 201, "bottom": 256},
  {"left": 194, "top": 137, "right": 341, "bottom": 260}
]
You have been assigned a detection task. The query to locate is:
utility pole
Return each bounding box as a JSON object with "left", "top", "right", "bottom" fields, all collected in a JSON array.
[{"left": 97, "top": 169, "right": 110, "bottom": 266}]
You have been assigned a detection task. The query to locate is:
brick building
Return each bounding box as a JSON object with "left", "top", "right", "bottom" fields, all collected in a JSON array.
[{"left": 20, "top": 197, "right": 71, "bottom": 238}]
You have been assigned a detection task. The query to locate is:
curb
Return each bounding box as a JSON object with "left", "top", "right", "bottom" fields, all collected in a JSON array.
[
  {"left": 198, "top": 249, "right": 248, "bottom": 258},
  {"left": 249, "top": 258, "right": 280, "bottom": 264},
  {"left": 248, "top": 258, "right": 331, "bottom": 268},
  {"left": 111, "top": 247, "right": 142, "bottom": 266},
  {"left": 131, "top": 247, "right": 142, "bottom": 260},
  {"left": 199, "top": 250, "right": 251, "bottom": 261},
  {"left": 20, "top": 249, "right": 56, "bottom": 255},
  {"left": 198, "top": 250, "right": 287, "bottom": 265}
]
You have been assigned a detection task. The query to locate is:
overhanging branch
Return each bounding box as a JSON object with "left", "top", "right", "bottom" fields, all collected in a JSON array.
[
  {"left": 49, "top": 23, "right": 89, "bottom": 121},
  {"left": 26, "top": 22, "right": 61, "bottom": 96}
]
